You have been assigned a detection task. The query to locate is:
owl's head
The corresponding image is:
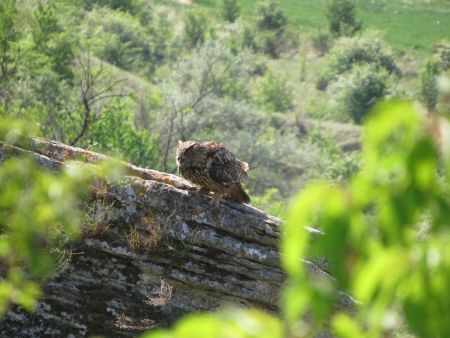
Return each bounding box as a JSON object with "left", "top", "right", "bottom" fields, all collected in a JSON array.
[{"left": 175, "top": 140, "right": 197, "bottom": 166}]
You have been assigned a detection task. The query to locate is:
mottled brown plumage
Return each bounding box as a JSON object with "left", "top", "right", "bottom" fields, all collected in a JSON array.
[{"left": 176, "top": 140, "right": 250, "bottom": 207}]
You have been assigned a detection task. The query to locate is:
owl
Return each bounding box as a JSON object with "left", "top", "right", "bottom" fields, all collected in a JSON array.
[{"left": 176, "top": 140, "right": 250, "bottom": 207}]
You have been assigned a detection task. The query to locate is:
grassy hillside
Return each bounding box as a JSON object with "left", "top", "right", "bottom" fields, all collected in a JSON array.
[{"left": 196, "top": 0, "right": 450, "bottom": 50}]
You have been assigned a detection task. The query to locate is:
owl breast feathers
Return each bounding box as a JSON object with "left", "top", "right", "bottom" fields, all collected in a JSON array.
[{"left": 176, "top": 140, "right": 250, "bottom": 205}]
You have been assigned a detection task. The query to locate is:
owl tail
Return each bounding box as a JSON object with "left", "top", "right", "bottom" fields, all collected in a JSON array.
[{"left": 228, "top": 183, "right": 250, "bottom": 204}]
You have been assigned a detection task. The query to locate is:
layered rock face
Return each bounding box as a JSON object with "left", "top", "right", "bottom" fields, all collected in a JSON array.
[
  {"left": 0, "top": 138, "right": 352, "bottom": 337},
  {"left": 0, "top": 139, "right": 284, "bottom": 337}
]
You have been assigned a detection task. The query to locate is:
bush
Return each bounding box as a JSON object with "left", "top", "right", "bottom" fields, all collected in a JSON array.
[
  {"left": 256, "top": 1, "right": 287, "bottom": 31},
  {"left": 433, "top": 40, "right": 450, "bottom": 69},
  {"left": 317, "top": 35, "right": 400, "bottom": 90},
  {"left": 420, "top": 57, "right": 440, "bottom": 112},
  {"left": 245, "top": 1, "right": 298, "bottom": 58},
  {"left": 325, "top": 0, "right": 361, "bottom": 37},
  {"left": 220, "top": 0, "right": 239, "bottom": 23},
  {"left": 183, "top": 11, "right": 208, "bottom": 49},
  {"left": 241, "top": 25, "right": 258, "bottom": 51},
  {"left": 330, "top": 64, "right": 389, "bottom": 123},
  {"left": 419, "top": 40, "right": 450, "bottom": 112},
  {"left": 255, "top": 71, "right": 294, "bottom": 113},
  {"left": 257, "top": 29, "right": 299, "bottom": 59},
  {"left": 311, "top": 30, "right": 333, "bottom": 56}
]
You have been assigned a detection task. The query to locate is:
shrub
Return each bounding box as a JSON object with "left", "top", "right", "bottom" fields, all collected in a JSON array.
[
  {"left": 257, "top": 29, "right": 299, "bottom": 59},
  {"left": 247, "top": 1, "right": 298, "bottom": 58},
  {"left": 183, "top": 11, "right": 208, "bottom": 49},
  {"left": 317, "top": 35, "right": 400, "bottom": 90},
  {"left": 256, "top": 1, "right": 287, "bottom": 31},
  {"left": 433, "top": 40, "right": 450, "bottom": 69},
  {"left": 241, "top": 25, "right": 258, "bottom": 51},
  {"left": 330, "top": 64, "right": 389, "bottom": 123},
  {"left": 419, "top": 40, "right": 450, "bottom": 112},
  {"left": 325, "top": 0, "right": 361, "bottom": 37},
  {"left": 311, "top": 30, "right": 333, "bottom": 56},
  {"left": 420, "top": 57, "right": 441, "bottom": 112},
  {"left": 220, "top": 0, "right": 239, "bottom": 23},
  {"left": 255, "top": 71, "right": 294, "bottom": 113}
]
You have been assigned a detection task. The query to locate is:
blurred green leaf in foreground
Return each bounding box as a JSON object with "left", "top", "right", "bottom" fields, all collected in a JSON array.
[{"left": 0, "top": 118, "right": 122, "bottom": 316}]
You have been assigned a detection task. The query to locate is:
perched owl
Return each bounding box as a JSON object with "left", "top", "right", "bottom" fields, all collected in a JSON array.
[{"left": 176, "top": 140, "right": 250, "bottom": 207}]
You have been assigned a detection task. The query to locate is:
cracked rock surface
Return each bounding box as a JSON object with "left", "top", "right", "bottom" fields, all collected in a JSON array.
[{"left": 0, "top": 138, "right": 351, "bottom": 337}]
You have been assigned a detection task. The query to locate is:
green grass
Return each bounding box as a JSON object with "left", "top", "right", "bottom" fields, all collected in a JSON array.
[{"left": 194, "top": 0, "right": 450, "bottom": 51}]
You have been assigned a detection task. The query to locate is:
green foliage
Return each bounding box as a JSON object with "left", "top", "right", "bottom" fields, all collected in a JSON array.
[
  {"left": 240, "top": 25, "right": 257, "bottom": 51},
  {"left": 433, "top": 40, "right": 450, "bottom": 70},
  {"left": 0, "top": 119, "right": 125, "bottom": 316},
  {"left": 32, "top": 1, "right": 75, "bottom": 82},
  {"left": 220, "top": 0, "right": 240, "bottom": 23},
  {"left": 182, "top": 11, "right": 209, "bottom": 49},
  {"left": 255, "top": 71, "right": 293, "bottom": 113},
  {"left": 325, "top": 0, "right": 361, "bottom": 37},
  {"left": 307, "top": 127, "right": 360, "bottom": 180},
  {"left": 251, "top": 1, "right": 299, "bottom": 58},
  {"left": 250, "top": 188, "right": 286, "bottom": 219},
  {"left": 256, "top": 1, "right": 287, "bottom": 32},
  {"left": 143, "top": 308, "right": 282, "bottom": 338},
  {"left": 0, "top": 120, "right": 87, "bottom": 315},
  {"left": 256, "top": 29, "right": 299, "bottom": 59},
  {"left": 330, "top": 65, "right": 390, "bottom": 123},
  {"left": 83, "top": 7, "right": 169, "bottom": 76},
  {"left": 0, "top": 0, "right": 20, "bottom": 79},
  {"left": 283, "top": 101, "right": 450, "bottom": 337},
  {"left": 317, "top": 35, "right": 400, "bottom": 90},
  {"left": 81, "top": 0, "right": 138, "bottom": 12},
  {"left": 87, "top": 99, "right": 159, "bottom": 168},
  {"left": 311, "top": 30, "right": 333, "bottom": 57},
  {"left": 420, "top": 40, "right": 450, "bottom": 112},
  {"left": 0, "top": 0, "right": 21, "bottom": 111},
  {"left": 420, "top": 57, "right": 441, "bottom": 112}
]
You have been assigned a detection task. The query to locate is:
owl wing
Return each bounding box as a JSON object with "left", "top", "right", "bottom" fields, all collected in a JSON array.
[{"left": 206, "top": 143, "right": 249, "bottom": 187}]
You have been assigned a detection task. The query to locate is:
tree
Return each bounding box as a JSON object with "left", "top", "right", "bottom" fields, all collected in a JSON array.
[
  {"left": 182, "top": 11, "right": 208, "bottom": 49},
  {"left": 420, "top": 57, "right": 440, "bottom": 112},
  {"left": 70, "top": 53, "right": 126, "bottom": 146},
  {"left": 317, "top": 34, "right": 400, "bottom": 90},
  {"left": 420, "top": 41, "right": 450, "bottom": 112},
  {"left": 88, "top": 99, "right": 159, "bottom": 168},
  {"left": 157, "top": 42, "right": 254, "bottom": 171},
  {"left": 325, "top": 0, "right": 361, "bottom": 37},
  {"left": 256, "top": 1, "right": 287, "bottom": 31},
  {"left": 0, "top": 0, "right": 21, "bottom": 112},
  {"left": 32, "top": 0, "right": 75, "bottom": 82},
  {"left": 221, "top": 0, "right": 239, "bottom": 23},
  {"left": 330, "top": 64, "right": 390, "bottom": 123}
]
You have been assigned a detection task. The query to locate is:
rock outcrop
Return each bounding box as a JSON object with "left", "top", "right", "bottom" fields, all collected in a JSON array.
[{"left": 0, "top": 138, "right": 352, "bottom": 337}]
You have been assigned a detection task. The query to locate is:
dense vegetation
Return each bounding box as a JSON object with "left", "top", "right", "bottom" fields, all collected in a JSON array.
[{"left": 1, "top": 0, "right": 450, "bottom": 336}]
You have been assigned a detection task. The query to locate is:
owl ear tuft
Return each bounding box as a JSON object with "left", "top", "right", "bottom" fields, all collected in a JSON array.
[{"left": 177, "top": 140, "right": 182, "bottom": 146}]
